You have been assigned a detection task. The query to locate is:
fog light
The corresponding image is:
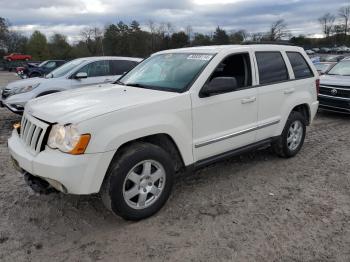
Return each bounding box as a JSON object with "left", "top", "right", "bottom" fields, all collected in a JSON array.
[{"left": 13, "top": 122, "right": 21, "bottom": 129}]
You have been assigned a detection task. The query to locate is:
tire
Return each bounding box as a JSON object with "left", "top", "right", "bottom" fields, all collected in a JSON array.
[
  {"left": 101, "top": 142, "right": 174, "bottom": 221},
  {"left": 272, "top": 111, "right": 306, "bottom": 158}
]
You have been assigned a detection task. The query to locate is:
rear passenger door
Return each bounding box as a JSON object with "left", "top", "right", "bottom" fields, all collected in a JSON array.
[{"left": 254, "top": 51, "right": 293, "bottom": 141}]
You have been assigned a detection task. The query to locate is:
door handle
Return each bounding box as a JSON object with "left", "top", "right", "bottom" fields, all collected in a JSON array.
[
  {"left": 104, "top": 79, "right": 112, "bottom": 82},
  {"left": 284, "top": 88, "right": 295, "bottom": 94},
  {"left": 241, "top": 97, "right": 256, "bottom": 104}
]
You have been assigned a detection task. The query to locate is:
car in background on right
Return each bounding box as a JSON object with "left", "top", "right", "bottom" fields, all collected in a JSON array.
[
  {"left": 318, "top": 58, "right": 350, "bottom": 114},
  {"left": 314, "top": 62, "right": 336, "bottom": 75}
]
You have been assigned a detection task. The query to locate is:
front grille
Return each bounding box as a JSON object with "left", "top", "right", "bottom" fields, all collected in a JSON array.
[
  {"left": 20, "top": 113, "right": 49, "bottom": 155},
  {"left": 319, "top": 85, "right": 350, "bottom": 99}
]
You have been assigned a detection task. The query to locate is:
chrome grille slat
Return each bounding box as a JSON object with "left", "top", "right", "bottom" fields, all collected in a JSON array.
[
  {"left": 30, "top": 127, "right": 41, "bottom": 150},
  {"left": 19, "top": 113, "right": 49, "bottom": 155}
]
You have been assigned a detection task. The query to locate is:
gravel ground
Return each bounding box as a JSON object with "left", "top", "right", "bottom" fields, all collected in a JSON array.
[{"left": 0, "top": 72, "right": 349, "bottom": 262}]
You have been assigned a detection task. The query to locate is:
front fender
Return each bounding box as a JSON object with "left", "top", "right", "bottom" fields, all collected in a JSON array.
[{"left": 79, "top": 97, "right": 194, "bottom": 166}]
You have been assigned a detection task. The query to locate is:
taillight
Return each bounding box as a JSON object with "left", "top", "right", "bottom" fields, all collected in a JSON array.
[{"left": 315, "top": 79, "right": 320, "bottom": 95}]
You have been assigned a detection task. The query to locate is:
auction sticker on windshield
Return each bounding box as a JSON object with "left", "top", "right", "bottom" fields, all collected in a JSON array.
[{"left": 187, "top": 54, "right": 213, "bottom": 61}]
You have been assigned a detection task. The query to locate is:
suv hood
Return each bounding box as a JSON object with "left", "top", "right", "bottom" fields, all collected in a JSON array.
[
  {"left": 26, "top": 84, "right": 179, "bottom": 123},
  {"left": 320, "top": 74, "right": 350, "bottom": 87}
]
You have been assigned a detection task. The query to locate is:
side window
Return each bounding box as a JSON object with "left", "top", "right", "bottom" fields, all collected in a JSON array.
[
  {"left": 110, "top": 60, "right": 138, "bottom": 75},
  {"left": 208, "top": 53, "right": 252, "bottom": 88},
  {"left": 287, "top": 52, "right": 314, "bottom": 79},
  {"left": 77, "top": 61, "right": 110, "bottom": 77},
  {"left": 255, "top": 52, "right": 289, "bottom": 85}
]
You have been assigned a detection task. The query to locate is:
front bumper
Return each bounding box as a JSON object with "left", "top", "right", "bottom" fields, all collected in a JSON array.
[
  {"left": 8, "top": 130, "right": 115, "bottom": 194},
  {"left": 318, "top": 94, "right": 350, "bottom": 114}
]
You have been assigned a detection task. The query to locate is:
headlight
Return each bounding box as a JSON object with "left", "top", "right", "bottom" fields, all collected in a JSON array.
[
  {"left": 13, "top": 83, "right": 40, "bottom": 94},
  {"left": 47, "top": 124, "right": 90, "bottom": 155}
]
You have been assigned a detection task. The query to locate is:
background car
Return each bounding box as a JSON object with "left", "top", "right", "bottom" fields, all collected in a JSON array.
[
  {"left": 305, "top": 49, "right": 315, "bottom": 55},
  {"left": 312, "top": 47, "right": 320, "bottom": 53},
  {"left": 18, "top": 60, "right": 66, "bottom": 78},
  {"left": 320, "top": 55, "right": 345, "bottom": 62},
  {"left": 318, "top": 58, "right": 350, "bottom": 114},
  {"left": 314, "top": 62, "right": 336, "bottom": 75},
  {"left": 0, "top": 56, "right": 142, "bottom": 113},
  {"left": 3, "top": 53, "right": 32, "bottom": 61}
]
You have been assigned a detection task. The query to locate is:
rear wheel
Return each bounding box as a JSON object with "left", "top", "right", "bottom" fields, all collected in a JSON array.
[
  {"left": 273, "top": 111, "right": 306, "bottom": 158},
  {"left": 101, "top": 142, "right": 174, "bottom": 220}
]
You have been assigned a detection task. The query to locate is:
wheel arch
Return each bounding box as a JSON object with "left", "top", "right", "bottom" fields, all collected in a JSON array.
[
  {"left": 36, "top": 90, "right": 60, "bottom": 98},
  {"left": 290, "top": 103, "right": 311, "bottom": 125},
  {"left": 109, "top": 133, "right": 185, "bottom": 173}
]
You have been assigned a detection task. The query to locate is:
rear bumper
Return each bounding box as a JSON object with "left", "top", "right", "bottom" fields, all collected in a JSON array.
[
  {"left": 8, "top": 130, "right": 115, "bottom": 194},
  {"left": 318, "top": 94, "right": 350, "bottom": 114}
]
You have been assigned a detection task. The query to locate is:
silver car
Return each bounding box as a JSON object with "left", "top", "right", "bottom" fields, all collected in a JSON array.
[{"left": 0, "top": 56, "right": 142, "bottom": 114}]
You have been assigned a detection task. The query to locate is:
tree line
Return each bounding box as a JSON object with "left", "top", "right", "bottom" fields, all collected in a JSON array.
[{"left": 0, "top": 5, "right": 349, "bottom": 61}]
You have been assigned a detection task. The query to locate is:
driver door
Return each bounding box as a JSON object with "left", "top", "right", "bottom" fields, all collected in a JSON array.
[
  {"left": 71, "top": 60, "right": 111, "bottom": 88},
  {"left": 191, "top": 52, "right": 258, "bottom": 161}
]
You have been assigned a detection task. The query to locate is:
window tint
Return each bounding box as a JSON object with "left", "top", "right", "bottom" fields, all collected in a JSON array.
[
  {"left": 110, "top": 60, "right": 138, "bottom": 75},
  {"left": 287, "top": 52, "right": 313, "bottom": 79},
  {"left": 256, "top": 52, "right": 289, "bottom": 85},
  {"left": 209, "top": 53, "right": 252, "bottom": 89},
  {"left": 77, "top": 61, "right": 110, "bottom": 77}
]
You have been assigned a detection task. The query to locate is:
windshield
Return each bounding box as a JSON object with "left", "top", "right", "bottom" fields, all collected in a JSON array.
[
  {"left": 118, "top": 53, "right": 214, "bottom": 92},
  {"left": 38, "top": 61, "right": 47, "bottom": 67},
  {"left": 46, "top": 59, "right": 86, "bottom": 78},
  {"left": 327, "top": 61, "right": 350, "bottom": 76}
]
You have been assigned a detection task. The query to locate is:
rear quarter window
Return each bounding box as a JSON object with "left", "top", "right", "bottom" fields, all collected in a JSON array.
[
  {"left": 255, "top": 52, "right": 289, "bottom": 85},
  {"left": 110, "top": 60, "right": 139, "bottom": 75},
  {"left": 287, "top": 52, "right": 314, "bottom": 79}
]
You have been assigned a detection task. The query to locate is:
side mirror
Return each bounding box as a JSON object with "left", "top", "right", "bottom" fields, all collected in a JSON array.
[
  {"left": 200, "top": 77, "right": 238, "bottom": 97},
  {"left": 75, "top": 72, "right": 88, "bottom": 79}
]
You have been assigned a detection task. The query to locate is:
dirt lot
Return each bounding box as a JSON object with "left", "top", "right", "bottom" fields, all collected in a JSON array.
[{"left": 0, "top": 72, "right": 349, "bottom": 262}]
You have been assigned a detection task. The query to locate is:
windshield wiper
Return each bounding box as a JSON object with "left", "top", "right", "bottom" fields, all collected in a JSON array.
[
  {"left": 125, "top": 83, "right": 150, "bottom": 88},
  {"left": 114, "top": 80, "right": 125, "bottom": 85}
]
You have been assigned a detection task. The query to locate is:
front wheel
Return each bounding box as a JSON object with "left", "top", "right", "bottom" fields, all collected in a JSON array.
[
  {"left": 272, "top": 111, "right": 306, "bottom": 158},
  {"left": 101, "top": 142, "right": 174, "bottom": 220}
]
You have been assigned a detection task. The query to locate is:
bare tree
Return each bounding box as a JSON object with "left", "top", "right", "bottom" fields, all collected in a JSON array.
[
  {"left": 339, "top": 6, "right": 350, "bottom": 36},
  {"left": 81, "top": 27, "right": 104, "bottom": 55},
  {"left": 267, "top": 19, "right": 290, "bottom": 41},
  {"left": 318, "top": 13, "right": 335, "bottom": 37}
]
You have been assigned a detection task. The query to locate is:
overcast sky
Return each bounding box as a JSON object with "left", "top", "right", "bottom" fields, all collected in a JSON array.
[{"left": 1, "top": 0, "right": 349, "bottom": 42}]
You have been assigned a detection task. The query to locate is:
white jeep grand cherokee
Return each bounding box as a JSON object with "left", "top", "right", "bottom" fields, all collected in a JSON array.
[{"left": 8, "top": 45, "right": 319, "bottom": 220}]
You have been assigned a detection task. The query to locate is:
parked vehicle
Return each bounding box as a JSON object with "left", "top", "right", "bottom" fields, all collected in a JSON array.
[
  {"left": 18, "top": 60, "right": 66, "bottom": 78},
  {"left": 312, "top": 48, "right": 320, "bottom": 53},
  {"left": 305, "top": 49, "right": 315, "bottom": 55},
  {"left": 3, "top": 53, "right": 32, "bottom": 61},
  {"left": 0, "top": 56, "right": 142, "bottom": 113},
  {"left": 7, "top": 45, "right": 319, "bottom": 220},
  {"left": 320, "top": 55, "right": 345, "bottom": 62},
  {"left": 314, "top": 62, "right": 336, "bottom": 75},
  {"left": 318, "top": 58, "right": 350, "bottom": 114},
  {"left": 320, "top": 47, "right": 331, "bottom": 53}
]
